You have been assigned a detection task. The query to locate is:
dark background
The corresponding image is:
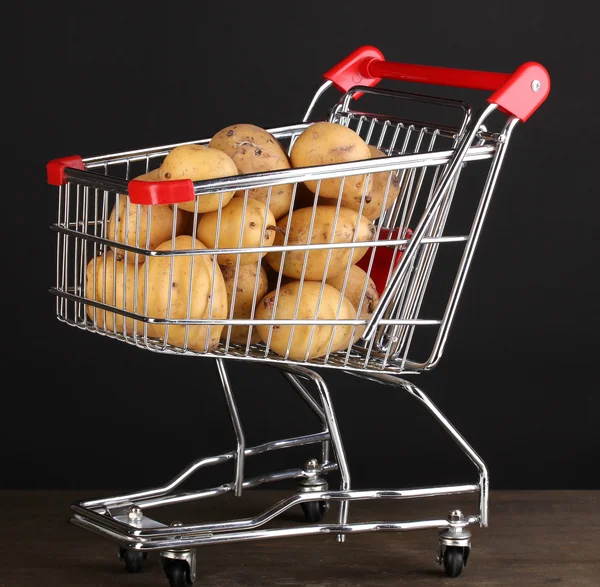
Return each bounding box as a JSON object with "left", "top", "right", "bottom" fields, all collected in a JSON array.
[{"left": 4, "top": 1, "right": 598, "bottom": 493}]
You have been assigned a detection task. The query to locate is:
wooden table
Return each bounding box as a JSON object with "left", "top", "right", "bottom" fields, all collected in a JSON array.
[{"left": 1, "top": 490, "right": 598, "bottom": 586}]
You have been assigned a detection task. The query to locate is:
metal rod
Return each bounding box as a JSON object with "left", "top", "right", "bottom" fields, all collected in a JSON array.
[
  {"left": 216, "top": 359, "right": 245, "bottom": 497},
  {"left": 282, "top": 372, "right": 330, "bottom": 464},
  {"left": 362, "top": 103, "right": 499, "bottom": 341},
  {"left": 296, "top": 366, "right": 352, "bottom": 542},
  {"left": 282, "top": 372, "right": 326, "bottom": 422},
  {"left": 138, "top": 462, "right": 339, "bottom": 509},
  {"left": 71, "top": 513, "right": 479, "bottom": 550},
  {"left": 79, "top": 123, "right": 311, "bottom": 166},
  {"left": 73, "top": 483, "right": 479, "bottom": 540},
  {"left": 64, "top": 145, "right": 496, "bottom": 196},
  {"left": 81, "top": 431, "right": 331, "bottom": 508},
  {"left": 349, "top": 371, "right": 489, "bottom": 527},
  {"left": 422, "top": 116, "right": 521, "bottom": 371},
  {"left": 49, "top": 292, "right": 444, "bottom": 328},
  {"left": 303, "top": 80, "right": 334, "bottom": 122},
  {"left": 49, "top": 224, "right": 469, "bottom": 258}
]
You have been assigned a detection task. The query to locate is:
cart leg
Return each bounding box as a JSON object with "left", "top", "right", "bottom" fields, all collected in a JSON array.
[
  {"left": 216, "top": 359, "right": 245, "bottom": 497},
  {"left": 282, "top": 371, "right": 331, "bottom": 466},
  {"left": 290, "top": 366, "right": 352, "bottom": 542},
  {"left": 349, "top": 372, "right": 489, "bottom": 527},
  {"left": 401, "top": 379, "right": 489, "bottom": 528}
]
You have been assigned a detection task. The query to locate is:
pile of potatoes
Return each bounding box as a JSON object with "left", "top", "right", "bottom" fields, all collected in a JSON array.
[{"left": 86, "top": 121, "right": 401, "bottom": 360}]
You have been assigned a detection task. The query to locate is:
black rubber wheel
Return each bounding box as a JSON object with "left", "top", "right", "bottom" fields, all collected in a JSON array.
[
  {"left": 301, "top": 501, "right": 328, "bottom": 523},
  {"left": 162, "top": 558, "right": 192, "bottom": 587},
  {"left": 119, "top": 548, "right": 147, "bottom": 573},
  {"left": 443, "top": 546, "right": 464, "bottom": 578}
]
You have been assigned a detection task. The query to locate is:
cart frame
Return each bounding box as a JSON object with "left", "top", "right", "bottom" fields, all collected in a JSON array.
[{"left": 47, "top": 45, "right": 550, "bottom": 584}]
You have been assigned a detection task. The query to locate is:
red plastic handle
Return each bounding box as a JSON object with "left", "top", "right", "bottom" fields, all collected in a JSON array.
[
  {"left": 47, "top": 155, "right": 85, "bottom": 186},
  {"left": 324, "top": 46, "right": 550, "bottom": 122},
  {"left": 366, "top": 60, "right": 511, "bottom": 91},
  {"left": 128, "top": 179, "right": 195, "bottom": 205}
]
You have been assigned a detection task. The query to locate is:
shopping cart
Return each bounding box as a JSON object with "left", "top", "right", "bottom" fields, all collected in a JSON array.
[{"left": 47, "top": 45, "right": 550, "bottom": 585}]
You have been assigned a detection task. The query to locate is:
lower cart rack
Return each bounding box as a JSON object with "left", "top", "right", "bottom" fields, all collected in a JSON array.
[{"left": 70, "top": 361, "right": 487, "bottom": 583}]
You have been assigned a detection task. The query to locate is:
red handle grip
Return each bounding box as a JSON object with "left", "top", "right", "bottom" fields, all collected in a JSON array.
[
  {"left": 323, "top": 46, "right": 550, "bottom": 122},
  {"left": 365, "top": 60, "right": 511, "bottom": 92}
]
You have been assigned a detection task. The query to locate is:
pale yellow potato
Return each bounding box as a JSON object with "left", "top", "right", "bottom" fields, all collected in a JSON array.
[
  {"left": 158, "top": 144, "right": 238, "bottom": 214},
  {"left": 209, "top": 123, "right": 294, "bottom": 220},
  {"left": 320, "top": 145, "right": 402, "bottom": 221},
  {"left": 108, "top": 170, "right": 187, "bottom": 264},
  {"left": 220, "top": 262, "right": 269, "bottom": 344},
  {"left": 290, "top": 121, "right": 373, "bottom": 207},
  {"left": 136, "top": 235, "right": 228, "bottom": 352},
  {"left": 326, "top": 264, "right": 380, "bottom": 343},
  {"left": 255, "top": 281, "right": 356, "bottom": 361},
  {"left": 85, "top": 251, "right": 138, "bottom": 333},
  {"left": 265, "top": 205, "right": 376, "bottom": 280},
  {"left": 197, "top": 196, "right": 277, "bottom": 267}
]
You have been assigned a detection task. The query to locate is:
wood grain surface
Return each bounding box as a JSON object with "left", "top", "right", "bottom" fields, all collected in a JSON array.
[{"left": 0, "top": 490, "right": 598, "bottom": 586}]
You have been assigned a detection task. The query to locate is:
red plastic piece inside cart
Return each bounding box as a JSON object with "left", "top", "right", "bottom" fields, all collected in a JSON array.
[
  {"left": 357, "top": 227, "right": 413, "bottom": 295},
  {"left": 128, "top": 178, "right": 196, "bottom": 206},
  {"left": 323, "top": 45, "right": 385, "bottom": 97},
  {"left": 47, "top": 155, "right": 85, "bottom": 186},
  {"left": 488, "top": 62, "right": 550, "bottom": 122}
]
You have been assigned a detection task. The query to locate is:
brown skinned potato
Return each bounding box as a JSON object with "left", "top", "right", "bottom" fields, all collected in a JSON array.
[
  {"left": 209, "top": 123, "right": 294, "bottom": 220},
  {"left": 255, "top": 281, "right": 356, "bottom": 360},
  {"left": 290, "top": 121, "right": 373, "bottom": 207},
  {"left": 325, "top": 264, "right": 380, "bottom": 343},
  {"left": 158, "top": 144, "right": 238, "bottom": 214},
  {"left": 85, "top": 251, "right": 138, "bottom": 333},
  {"left": 136, "top": 235, "right": 228, "bottom": 352},
  {"left": 107, "top": 170, "right": 187, "bottom": 264},
  {"left": 319, "top": 145, "right": 402, "bottom": 220},
  {"left": 197, "top": 196, "right": 277, "bottom": 267},
  {"left": 220, "top": 262, "right": 269, "bottom": 344},
  {"left": 264, "top": 205, "right": 376, "bottom": 280}
]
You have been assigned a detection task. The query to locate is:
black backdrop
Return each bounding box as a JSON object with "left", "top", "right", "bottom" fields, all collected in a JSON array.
[{"left": 5, "top": 1, "right": 598, "bottom": 492}]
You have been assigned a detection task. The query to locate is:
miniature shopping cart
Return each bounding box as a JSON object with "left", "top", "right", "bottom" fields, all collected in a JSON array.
[{"left": 47, "top": 46, "right": 550, "bottom": 585}]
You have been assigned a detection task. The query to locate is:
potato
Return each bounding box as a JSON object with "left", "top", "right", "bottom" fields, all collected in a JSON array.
[
  {"left": 209, "top": 124, "right": 294, "bottom": 220},
  {"left": 220, "top": 262, "right": 269, "bottom": 344},
  {"left": 320, "top": 145, "right": 402, "bottom": 221},
  {"left": 136, "top": 235, "right": 228, "bottom": 352},
  {"left": 85, "top": 251, "right": 138, "bottom": 333},
  {"left": 326, "top": 264, "right": 380, "bottom": 343},
  {"left": 264, "top": 205, "right": 376, "bottom": 280},
  {"left": 197, "top": 196, "right": 277, "bottom": 267},
  {"left": 108, "top": 170, "right": 187, "bottom": 264},
  {"left": 158, "top": 144, "right": 238, "bottom": 214},
  {"left": 290, "top": 121, "right": 373, "bottom": 206},
  {"left": 255, "top": 281, "right": 356, "bottom": 360}
]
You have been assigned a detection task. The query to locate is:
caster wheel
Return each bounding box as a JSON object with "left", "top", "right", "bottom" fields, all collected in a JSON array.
[
  {"left": 119, "top": 548, "right": 147, "bottom": 573},
  {"left": 443, "top": 546, "right": 464, "bottom": 578},
  {"left": 301, "top": 500, "right": 328, "bottom": 523},
  {"left": 162, "top": 558, "right": 193, "bottom": 587}
]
